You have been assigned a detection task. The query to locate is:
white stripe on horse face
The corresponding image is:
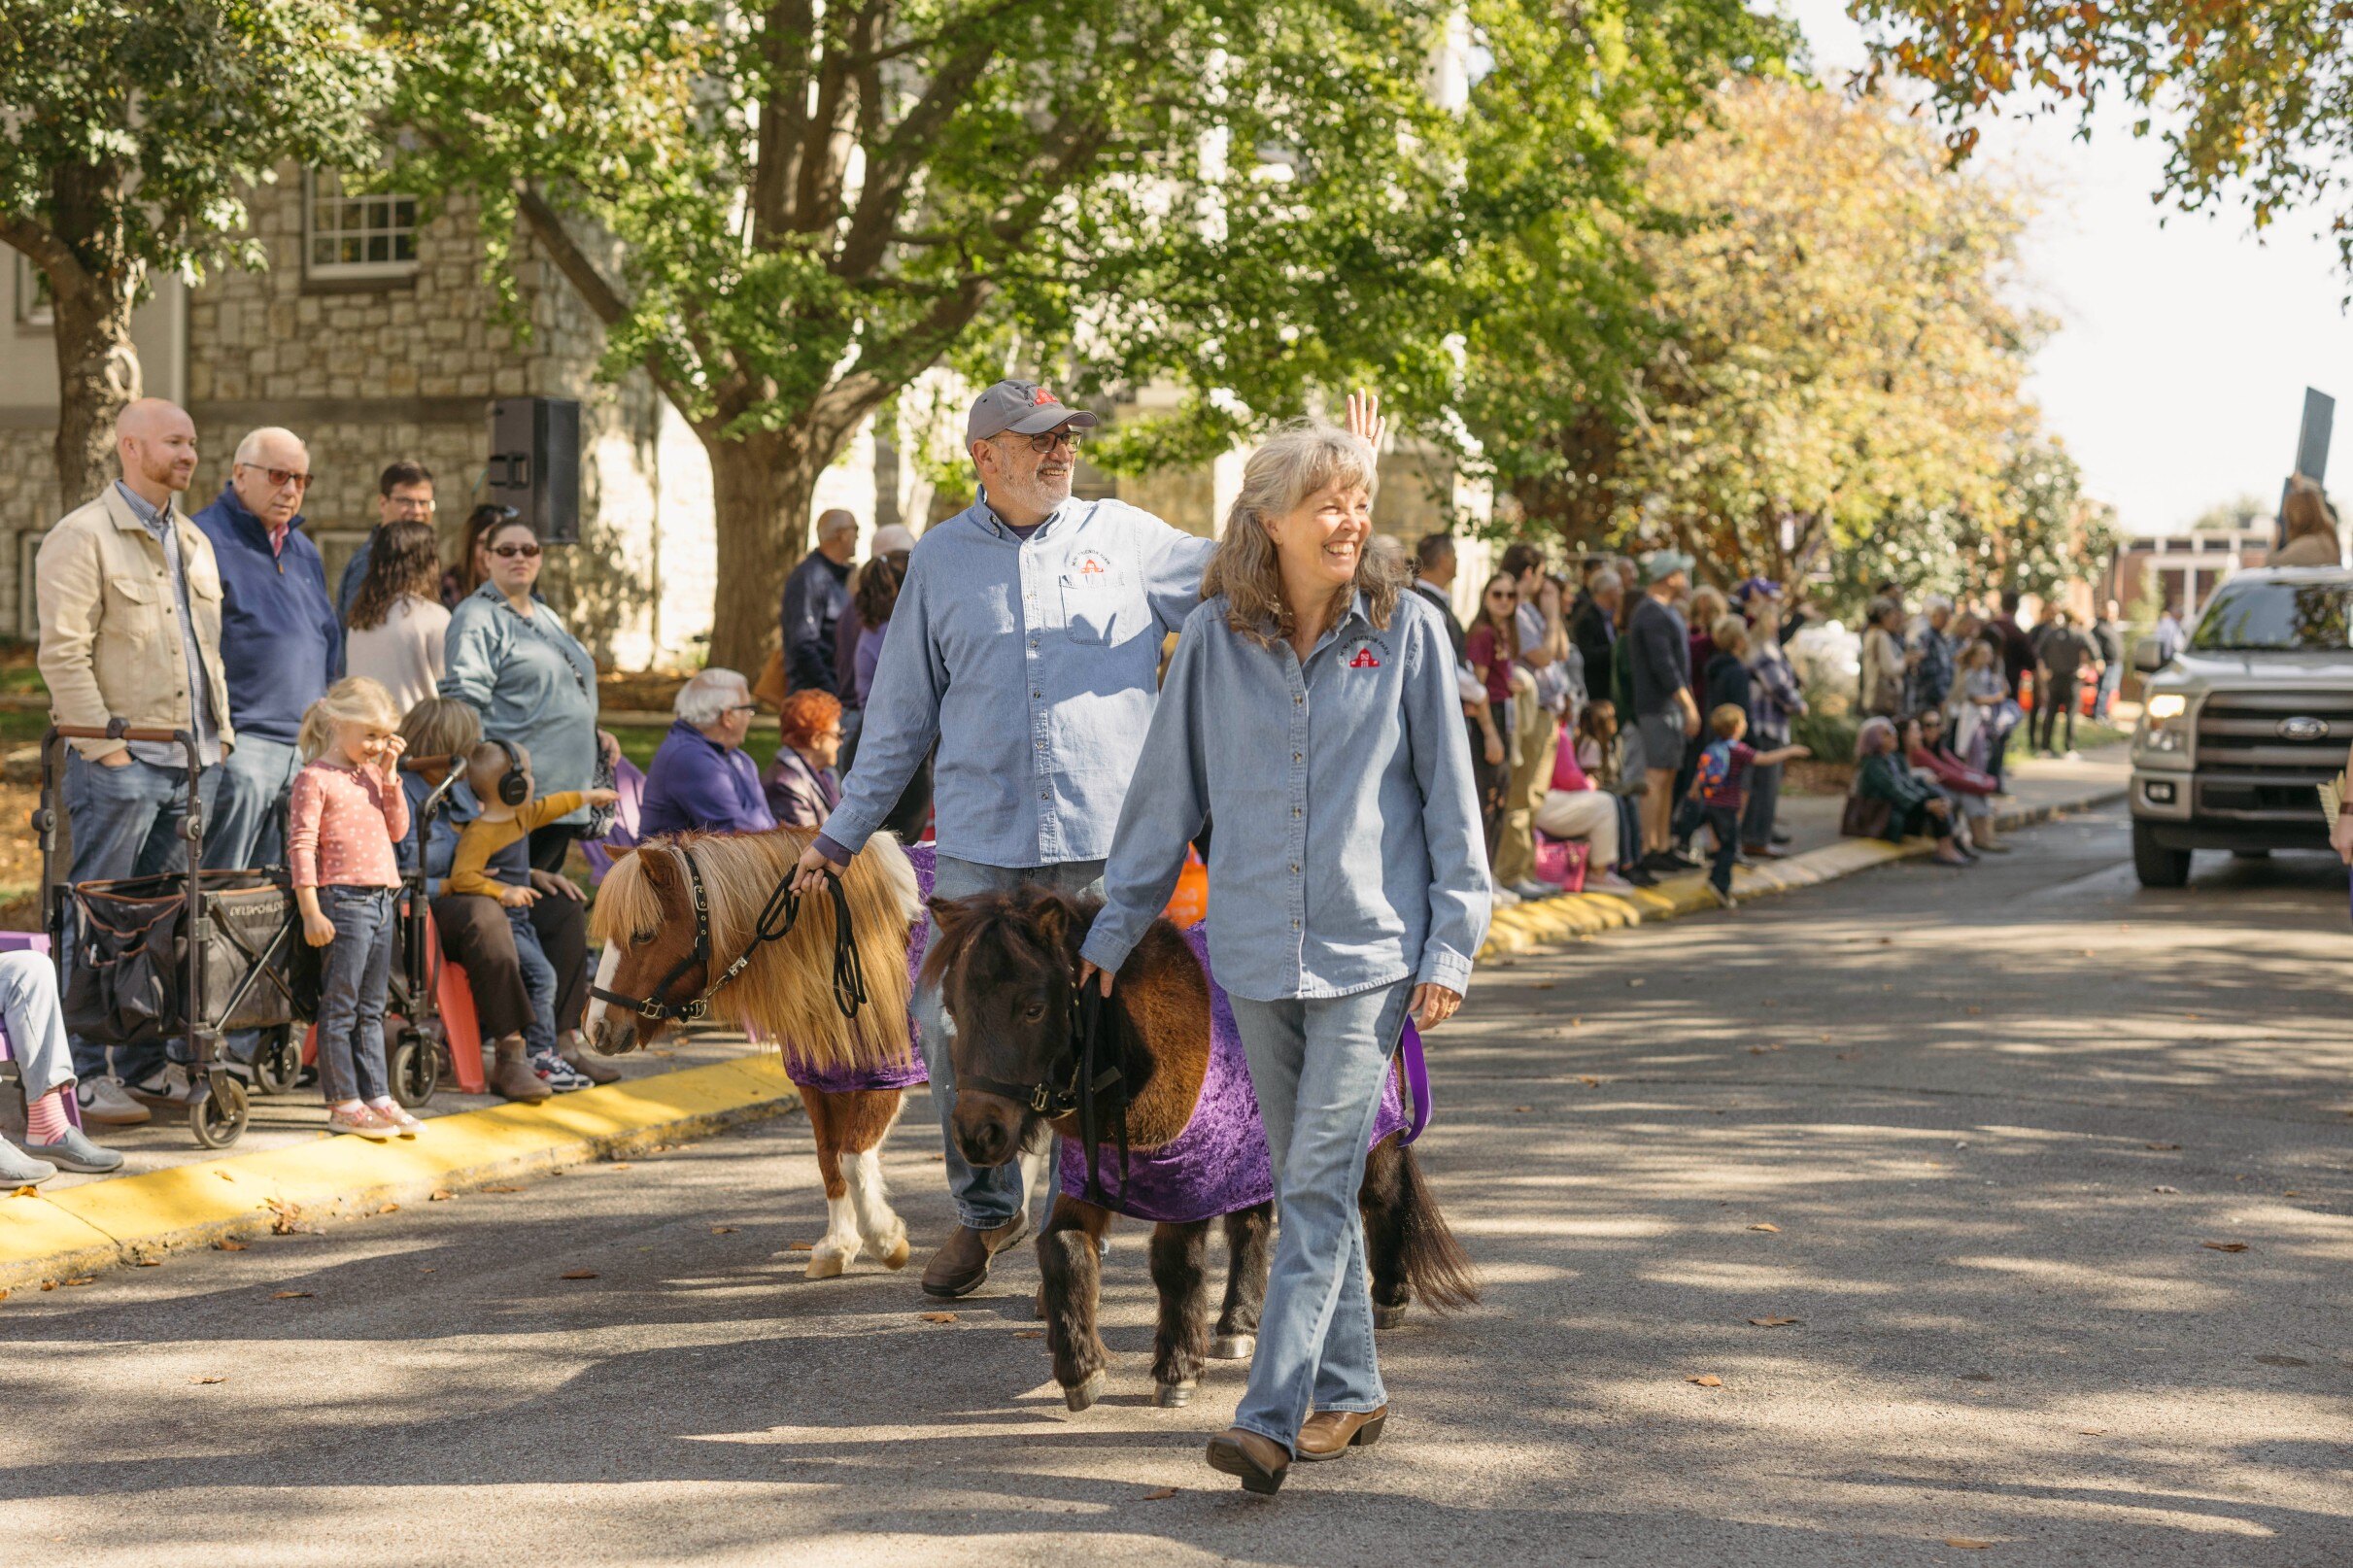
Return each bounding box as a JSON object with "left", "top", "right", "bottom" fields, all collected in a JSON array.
[{"left": 584, "top": 941, "right": 623, "bottom": 1038}]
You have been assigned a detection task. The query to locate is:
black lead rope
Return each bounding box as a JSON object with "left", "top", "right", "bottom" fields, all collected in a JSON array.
[
  {"left": 1072, "top": 981, "right": 1130, "bottom": 1207},
  {"left": 591, "top": 849, "right": 867, "bottom": 1026}
]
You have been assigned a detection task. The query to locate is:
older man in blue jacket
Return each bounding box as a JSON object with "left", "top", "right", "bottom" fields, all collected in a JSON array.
[
  {"left": 191, "top": 426, "right": 343, "bottom": 872},
  {"left": 789, "top": 380, "right": 1220, "bottom": 1298}
]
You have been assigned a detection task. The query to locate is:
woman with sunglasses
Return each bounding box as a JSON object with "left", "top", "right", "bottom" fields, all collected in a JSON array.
[
  {"left": 439, "top": 516, "right": 620, "bottom": 874},
  {"left": 1463, "top": 570, "right": 1519, "bottom": 861}
]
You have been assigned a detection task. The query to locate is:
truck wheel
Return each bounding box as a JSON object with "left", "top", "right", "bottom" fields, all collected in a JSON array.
[{"left": 2132, "top": 823, "right": 2193, "bottom": 888}]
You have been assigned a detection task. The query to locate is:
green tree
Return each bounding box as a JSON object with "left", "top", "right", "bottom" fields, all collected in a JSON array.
[
  {"left": 1852, "top": 1, "right": 2353, "bottom": 263},
  {"left": 1522, "top": 83, "right": 2060, "bottom": 590},
  {"left": 0, "top": 1, "right": 385, "bottom": 508}
]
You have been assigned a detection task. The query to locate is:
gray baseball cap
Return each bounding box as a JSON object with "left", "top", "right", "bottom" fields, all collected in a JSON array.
[
  {"left": 1640, "top": 548, "right": 1695, "bottom": 584},
  {"left": 966, "top": 380, "right": 1101, "bottom": 445}
]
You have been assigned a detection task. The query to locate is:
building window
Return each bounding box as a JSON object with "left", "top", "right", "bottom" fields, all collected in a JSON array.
[
  {"left": 13, "top": 253, "right": 51, "bottom": 328},
  {"left": 305, "top": 170, "right": 420, "bottom": 281}
]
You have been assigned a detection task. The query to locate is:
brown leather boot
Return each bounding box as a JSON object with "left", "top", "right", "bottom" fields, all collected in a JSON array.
[
  {"left": 560, "top": 1041, "right": 621, "bottom": 1086},
  {"left": 920, "top": 1212, "right": 1030, "bottom": 1298},
  {"left": 1295, "top": 1404, "right": 1388, "bottom": 1461},
  {"left": 1205, "top": 1427, "right": 1291, "bottom": 1495},
  {"left": 489, "top": 1039, "right": 551, "bottom": 1104}
]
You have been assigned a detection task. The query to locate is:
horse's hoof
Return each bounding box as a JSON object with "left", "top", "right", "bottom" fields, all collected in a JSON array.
[
  {"left": 1064, "top": 1370, "right": 1108, "bottom": 1412},
  {"left": 805, "top": 1253, "right": 847, "bottom": 1280},
  {"left": 880, "top": 1236, "right": 911, "bottom": 1271},
  {"left": 1372, "top": 1304, "right": 1407, "bottom": 1330},
  {"left": 1210, "top": 1333, "right": 1256, "bottom": 1360},
  {"left": 1154, "top": 1380, "right": 1197, "bottom": 1408}
]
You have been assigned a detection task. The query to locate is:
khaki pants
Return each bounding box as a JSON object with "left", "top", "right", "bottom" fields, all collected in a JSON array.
[
  {"left": 1492, "top": 674, "right": 1558, "bottom": 887},
  {"left": 1533, "top": 787, "right": 1620, "bottom": 869}
]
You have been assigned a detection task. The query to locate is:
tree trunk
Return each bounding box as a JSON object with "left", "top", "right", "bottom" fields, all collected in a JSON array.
[
  {"left": 704, "top": 430, "right": 825, "bottom": 673},
  {"left": 44, "top": 270, "right": 142, "bottom": 518}
]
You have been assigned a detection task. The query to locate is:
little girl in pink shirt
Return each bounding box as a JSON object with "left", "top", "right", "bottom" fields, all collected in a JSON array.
[{"left": 288, "top": 677, "right": 414, "bottom": 1142}]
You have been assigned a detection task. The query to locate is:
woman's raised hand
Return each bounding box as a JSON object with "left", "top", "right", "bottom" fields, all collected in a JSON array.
[{"left": 1346, "top": 389, "right": 1387, "bottom": 452}]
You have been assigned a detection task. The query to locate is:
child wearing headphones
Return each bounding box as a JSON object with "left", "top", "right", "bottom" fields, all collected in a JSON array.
[
  {"left": 290, "top": 677, "right": 416, "bottom": 1141},
  {"left": 445, "top": 740, "right": 619, "bottom": 1093}
]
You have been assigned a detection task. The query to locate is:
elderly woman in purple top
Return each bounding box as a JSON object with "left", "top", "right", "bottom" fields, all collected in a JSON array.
[{"left": 637, "top": 668, "right": 778, "bottom": 838}]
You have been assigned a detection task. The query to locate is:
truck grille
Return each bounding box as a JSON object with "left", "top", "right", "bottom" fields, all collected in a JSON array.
[{"left": 2193, "top": 692, "right": 2350, "bottom": 823}]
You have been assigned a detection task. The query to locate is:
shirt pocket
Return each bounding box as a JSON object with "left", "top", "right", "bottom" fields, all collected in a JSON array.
[
  {"left": 103, "top": 572, "right": 164, "bottom": 635},
  {"left": 1060, "top": 572, "right": 1128, "bottom": 646}
]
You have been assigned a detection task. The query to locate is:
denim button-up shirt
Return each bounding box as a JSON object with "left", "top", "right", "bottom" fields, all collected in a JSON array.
[
  {"left": 1078, "top": 590, "right": 1490, "bottom": 1004},
  {"left": 439, "top": 583, "right": 601, "bottom": 827},
  {"left": 820, "top": 495, "right": 1215, "bottom": 869}
]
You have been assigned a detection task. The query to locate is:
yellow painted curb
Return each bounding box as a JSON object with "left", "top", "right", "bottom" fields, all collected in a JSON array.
[
  {"left": 0, "top": 1056, "right": 801, "bottom": 1289},
  {"left": 1479, "top": 783, "right": 2123, "bottom": 962}
]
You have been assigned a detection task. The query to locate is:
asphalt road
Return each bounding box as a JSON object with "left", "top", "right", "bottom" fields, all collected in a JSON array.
[{"left": 7, "top": 802, "right": 2349, "bottom": 1567}]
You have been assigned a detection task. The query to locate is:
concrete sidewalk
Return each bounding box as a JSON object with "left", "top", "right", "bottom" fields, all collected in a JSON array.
[{"left": 1485, "top": 744, "right": 2128, "bottom": 958}]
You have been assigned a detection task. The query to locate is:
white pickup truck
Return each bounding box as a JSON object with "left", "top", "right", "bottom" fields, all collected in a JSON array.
[{"left": 2129, "top": 566, "right": 2353, "bottom": 887}]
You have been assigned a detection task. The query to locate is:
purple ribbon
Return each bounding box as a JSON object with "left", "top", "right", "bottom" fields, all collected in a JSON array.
[{"left": 1398, "top": 1020, "right": 1431, "bottom": 1144}]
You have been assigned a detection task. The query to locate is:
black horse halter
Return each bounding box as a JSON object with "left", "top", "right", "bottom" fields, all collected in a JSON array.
[
  {"left": 591, "top": 846, "right": 870, "bottom": 1026},
  {"left": 960, "top": 977, "right": 1130, "bottom": 1205}
]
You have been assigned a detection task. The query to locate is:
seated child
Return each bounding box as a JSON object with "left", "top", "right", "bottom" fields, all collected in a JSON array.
[
  {"left": 1688, "top": 704, "right": 1808, "bottom": 910},
  {"left": 444, "top": 740, "right": 619, "bottom": 1094}
]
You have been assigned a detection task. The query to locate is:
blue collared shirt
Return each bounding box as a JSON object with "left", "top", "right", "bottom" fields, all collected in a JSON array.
[
  {"left": 439, "top": 582, "right": 601, "bottom": 826},
  {"left": 819, "top": 494, "right": 1215, "bottom": 869},
  {"left": 112, "top": 482, "right": 224, "bottom": 768},
  {"left": 1077, "top": 590, "right": 1491, "bottom": 1004}
]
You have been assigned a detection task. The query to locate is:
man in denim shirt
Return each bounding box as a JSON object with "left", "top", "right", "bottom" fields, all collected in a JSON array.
[{"left": 792, "top": 379, "right": 1216, "bottom": 1297}]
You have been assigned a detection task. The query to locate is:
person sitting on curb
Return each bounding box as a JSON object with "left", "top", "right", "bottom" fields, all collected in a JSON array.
[
  {"left": 1532, "top": 700, "right": 1637, "bottom": 894},
  {"left": 1854, "top": 717, "right": 1970, "bottom": 867},
  {"left": 443, "top": 741, "right": 619, "bottom": 1095},
  {"left": 1907, "top": 710, "right": 2006, "bottom": 853},
  {"left": 640, "top": 667, "right": 777, "bottom": 838},
  {"left": 764, "top": 689, "right": 846, "bottom": 829},
  {"left": 0, "top": 952, "right": 124, "bottom": 1181}
]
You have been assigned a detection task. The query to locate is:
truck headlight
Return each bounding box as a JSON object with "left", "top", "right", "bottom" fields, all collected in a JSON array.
[{"left": 2136, "top": 694, "right": 2191, "bottom": 757}]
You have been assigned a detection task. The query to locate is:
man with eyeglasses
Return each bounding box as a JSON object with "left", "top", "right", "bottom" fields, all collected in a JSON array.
[
  {"left": 787, "top": 378, "right": 1223, "bottom": 1301},
  {"left": 35, "top": 398, "right": 235, "bottom": 1127},
  {"left": 191, "top": 426, "right": 344, "bottom": 882},
  {"left": 333, "top": 460, "right": 437, "bottom": 626}
]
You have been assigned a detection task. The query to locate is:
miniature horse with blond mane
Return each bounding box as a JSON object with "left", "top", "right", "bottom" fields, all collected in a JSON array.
[
  {"left": 928, "top": 887, "right": 1476, "bottom": 1411},
  {"left": 586, "top": 826, "right": 925, "bottom": 1278}
]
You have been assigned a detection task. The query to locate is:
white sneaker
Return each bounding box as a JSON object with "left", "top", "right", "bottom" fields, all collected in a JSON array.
[
  {"left": 1589, "top": 872, "right": 1637, "bottom": 894},
  {"left": 1710, "top": 885, "right": 1739, "bottom": 910},
  {"left": 1492, "top": 886, "right": 1521, "bottom": 908},
  {"left": 77, "top": 1077, "right": 153, "bottom": 1127},
  {"left": 1509, "top": 879, "right": 1556, "bottom": 902}
]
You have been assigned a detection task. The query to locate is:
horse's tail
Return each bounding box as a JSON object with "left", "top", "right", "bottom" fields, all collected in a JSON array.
[{"left": 1388, "top": 1141, "right": 1480, "bottom": 1312}]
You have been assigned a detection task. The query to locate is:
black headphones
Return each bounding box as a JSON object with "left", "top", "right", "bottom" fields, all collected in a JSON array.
[{"left": 488, "top": 737, "right": 529, "bottom": 806}]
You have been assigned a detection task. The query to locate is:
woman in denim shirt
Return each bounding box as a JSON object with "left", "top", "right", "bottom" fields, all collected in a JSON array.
[{"left": 1078, "top": 417, "right": 1490, "bottom": 1495}]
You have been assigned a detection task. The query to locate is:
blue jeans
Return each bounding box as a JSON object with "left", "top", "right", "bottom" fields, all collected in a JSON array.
[
  {"left": 1225, "top": 979, "right": 1414, "bottom": 1450},
  {"left": 1741, "top": 759, "right": 1783, "bottom": 850},
  {"left": 505, "top": 905, "right": 560, "bottom": 1059},
  {"left": 62, "top": 753, "right": 216, "bottom": 1082},
  {"left": 2095, "top": 661, "right": 2123, "bottom": 719},
  {"left": 1701, "top": 803, "right": 1741, "bottom": 894},
  {"left": 201, "top": 734, "right": 301, "bottom": 871},
  {"left": 315, "top": 886, "right": 395, "bottom": 1103},
  {"left": 916, "top": 853, "right": 1097, "bottom": 1228}
]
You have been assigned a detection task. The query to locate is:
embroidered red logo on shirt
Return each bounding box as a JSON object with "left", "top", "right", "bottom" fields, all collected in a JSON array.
[
  {"left": 1348, "top": 647, "right": 1381, "bottom": 668},
  {"left": 1072, "top": 550, "right": 1109, "bottom": 575}
]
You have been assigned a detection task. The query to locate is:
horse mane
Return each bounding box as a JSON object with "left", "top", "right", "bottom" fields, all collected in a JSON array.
[{"left": 594, "top": 827, "right": 921, "bottom": 1075}]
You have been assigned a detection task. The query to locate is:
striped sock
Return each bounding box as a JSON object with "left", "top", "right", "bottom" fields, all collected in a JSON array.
[{"left": 25, "top": 1089, "right": 71, "bottom": 1143}]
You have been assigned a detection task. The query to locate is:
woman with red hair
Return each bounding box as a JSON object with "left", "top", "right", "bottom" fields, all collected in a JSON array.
[{"left": 765, "top": 688, "right": 846, "bottom": 827}]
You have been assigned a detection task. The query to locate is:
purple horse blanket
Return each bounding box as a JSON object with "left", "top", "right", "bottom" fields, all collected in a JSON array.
[{"left": 786, "top": 842, "right": 1415, "bottom": 1225}]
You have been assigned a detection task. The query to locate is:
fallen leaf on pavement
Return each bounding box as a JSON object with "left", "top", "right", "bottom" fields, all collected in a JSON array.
[
  {"left": 480, "top": 1185, "right": 525, "bottom": 1193},
  {"left": 271, "top": 1290, "right": 313, "bottom": 1300},
  {"left": 418, "top": 1266, "right": 436, "bottom": 1274},
  {"left": 1749, "top": 1223, "right": 1780, "bottom": 1233},
  {"left": 265, "top": 1198, "right": 307, "bottom": 1235},
  {"left": 2079, "top": 1427, "right": 2104, "bottom": 1435},
  {"left": 12, "top": 1185, "right": 38, "bottom": 1198},
  {"left": 1142, "top": 1487, "right": 1178, "bottom": 1500},
  {"left": 1512, "top": 1106, "right": 1533, "bottom": 1113},
  {"left": 2145, "top": 1142, "right": 2181, "bottom": 1151},
  {"left": 560, "top": 1269, "right": 599, "bottom": 1279},
  {"left": 216, "top": 1171, "right": 235, "bottom": 1181},
  {"left": 1579, "top": 1075, "right": 1600, "bottom": 1087},
  {"left": 2153, "top": 1186, "right": 2179, "bottom": 1194},
  {"left": 611, "top": 1163, "right": 631, "bottom": 1171},
  {"left": 134, "top": 1256, "right": 161, "bottom": 1268},
  {"left": 710, "top": 1225, "right": 738, "bottom": 1235},
  {"left": 1944, "top": 1540, "right": 1994, "bottom": 1551},
  {"left": 920, "top": 1312, "right": 958, "bottom": 1323},
  {"left": 1964, "top": 1006, "right": 1982, "bottom": 1015},
  {"left": 38, "top": 1280, "right": 55, "bottom": 1291},
  {"left": 190, "top": 1376, "right": 226, "bottom": 1384},
  {"left": 1748, "top": 1316, "right": 1798, "bottom": 1328},
  {"left": 429, "top": 1190, "right": 453, "bottom": 1202},
  {"left": 60, "top": 1277, "right": 93, "bottom": 1286},
  {"left": 377, "top": 1203, "right": 399, "bottom": 1214},
  {"left": 1014, "top": 1330, "right": 1043, "bottom": 1340},
  {"left": 1686, "top": 1375, "right": 1722, "bottom": 1387},
  {"left": 1877, "top": 937, "right": 1892, "bottom": 945},
  {"left": 788, "top": 1241, "right": 814, "bottom": 1252},
  {"left": 1534, "top": 981, "right": 1554, "bottom": 991},
  {"left": 1626, "top": 977, "right": 1645, "bottom": 988},
  {"left": 215, "top": 1238, "right": 248, "bottom": 1251},
  {"left": 2201, "top": 1242, "right": 2249, "bottom": 1253}
]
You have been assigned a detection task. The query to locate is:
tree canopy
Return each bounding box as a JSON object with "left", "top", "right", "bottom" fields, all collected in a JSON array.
[{"left": 0, "top": 0, "right": 384, "bottom": 503}]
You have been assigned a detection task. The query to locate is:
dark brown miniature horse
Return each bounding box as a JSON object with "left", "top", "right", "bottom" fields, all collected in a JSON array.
[{"left": 926, "top": 888, "right": 1477, "bottom": 1411}]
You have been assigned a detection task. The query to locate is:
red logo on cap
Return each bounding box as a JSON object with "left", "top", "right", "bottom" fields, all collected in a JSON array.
[{"left": 1033, "top": 387, "right": 1056, "bottom": 406}]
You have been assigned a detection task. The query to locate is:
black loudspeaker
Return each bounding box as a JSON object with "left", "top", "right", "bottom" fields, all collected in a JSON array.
[{"left": 487, "top": 397, "right": 581, "bottom": 544}]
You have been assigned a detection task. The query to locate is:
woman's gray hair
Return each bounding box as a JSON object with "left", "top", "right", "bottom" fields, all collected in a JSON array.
[
  {"left": 676, "top": 667, "right": 752, "bottom": 729},
  {"left": 1200, "top": 423, "right": 1400, "bottom": 647},
  {"left": 1856, "top": 715, "right": 1897, "bottom": 760}
]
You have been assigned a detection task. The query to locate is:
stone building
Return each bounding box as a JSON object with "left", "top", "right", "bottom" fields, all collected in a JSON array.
[{"left": 1, "top": 171, "right": 1485, "bottom": 667}]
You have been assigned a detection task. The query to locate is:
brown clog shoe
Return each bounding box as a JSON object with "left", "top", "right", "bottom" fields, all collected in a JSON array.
[
  {"left": 1295, "top": 1404, "right": 1388, "bottom": 1461},
  {"left": 920, "top": 1212, "right": 1031, "bottom": 1298}
]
